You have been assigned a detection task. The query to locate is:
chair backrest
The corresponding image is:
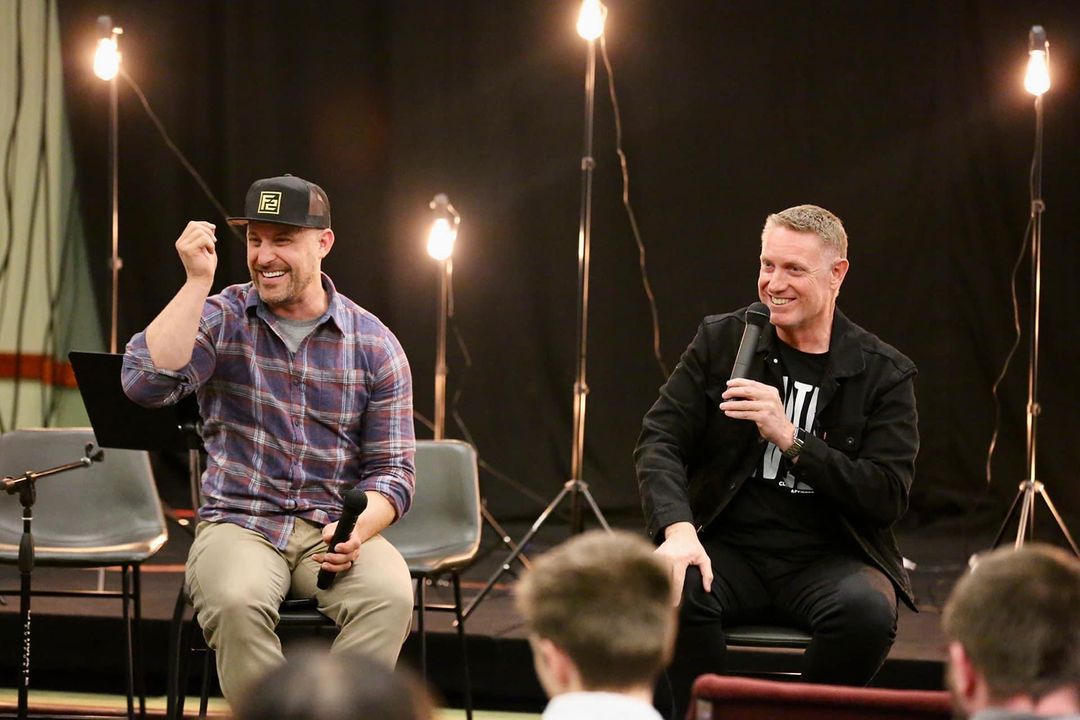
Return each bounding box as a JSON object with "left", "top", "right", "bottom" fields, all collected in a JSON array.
[
  {"left": 690, "top": 675, "right": 953, "bottom": 720},
  {"left": 0, "top": 427, "right": 168, "bottom": 562},
  {"left": 382, "top": 439, "right": 481, "bottom": 572}
]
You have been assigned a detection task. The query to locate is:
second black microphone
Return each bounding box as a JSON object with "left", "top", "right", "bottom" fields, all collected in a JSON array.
[{"left": 317, "top": 487, "right": 369, "bottom": 590}]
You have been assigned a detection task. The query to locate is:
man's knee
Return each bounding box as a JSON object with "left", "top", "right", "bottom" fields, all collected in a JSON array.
[
  {"left": 374, "top": 572, "right": 415, "bottom": 624},
  {"left": 831, "top": 574, "right": 897, "bottom": 640},
  {"left": 194, "top": 583, "right": 280, "bottom": 635},
  {"left": 333, "top": 550, "right": 414, "bottom": 629}
]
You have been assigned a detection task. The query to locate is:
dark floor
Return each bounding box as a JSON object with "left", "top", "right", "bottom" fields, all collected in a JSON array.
[{"left": 2, "top": 498, "right": 1077, "bottom": 713}]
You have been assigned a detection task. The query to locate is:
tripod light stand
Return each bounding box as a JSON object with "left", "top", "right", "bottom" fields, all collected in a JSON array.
[
  {"left": 426, "top": 194, "right": 459, "bottom": 441},
  {"left": 425, "top": 195, "right": 530, "bottom": 580},
  {"left": 463, "top": 0, "right": 612, "bottom": 620},
  {"left": 93, "top": 15, "right": 123, "bottom": 353},
  {"left": 990, "top": 26, "right": 1079, "bottom": 556}
]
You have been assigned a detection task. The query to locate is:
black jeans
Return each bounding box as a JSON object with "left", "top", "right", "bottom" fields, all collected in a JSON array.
[{"left": 663, "top": 537, "right": 898, "bottom": 719}]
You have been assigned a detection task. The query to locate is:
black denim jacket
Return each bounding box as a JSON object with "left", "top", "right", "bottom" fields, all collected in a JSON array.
[{"left": 635, "top": 307, "right": 919, "bottom": 608}]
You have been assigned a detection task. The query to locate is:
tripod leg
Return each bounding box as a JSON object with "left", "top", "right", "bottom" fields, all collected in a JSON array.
[
  {"left": 991, "top": 483, "right": 1026, "bottom": 549},
  {"left": 1035, "top": 485, "right": 1080, "bottom": 557},
  {"left": 1017, "top": 483, "right": 1037, "bottom": 547},
  {"left": 462, "top": 481, "right": 574, "bottom": 621},
  {"left": 480, "top": 503, "right": 532, "bottom": 570},
  {"left": 578, "top": 483, "right": 611, "bottom": 531}
]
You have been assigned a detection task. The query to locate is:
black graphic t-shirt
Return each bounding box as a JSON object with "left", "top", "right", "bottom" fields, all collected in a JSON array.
[{"left": 712, "top": 340, "right": 849, "bottom": 559}]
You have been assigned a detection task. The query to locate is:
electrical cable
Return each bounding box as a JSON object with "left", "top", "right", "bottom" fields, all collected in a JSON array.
[
  {"left": 415, "top": 260, "right": 551, "bottom": 509},
  {"left": 43, "top": 179, "right": 78, "bottom": 426},
  {"left": 984, "top": 127, "right": 1041, "bottom": 487},
  {"left": 36, "top": 2, "right": 55, "bottom": 425},
  {"left": 0, "top": 0, "right": 26, "bottom": 433},
  {"left": 984, "top": 215, "right": 1032, "bottom": 486},
  {"left": 10, "top": 0, "right": 50, "bottom": 428},
  {"left": 119, "top": 68, "right": 239, "bottom": 237},
  {"left": 599, "top": 34, "right": 669, "bottom": 379},
  {"left": 10, "top": 125, "right": 46, "bottom": 427}
]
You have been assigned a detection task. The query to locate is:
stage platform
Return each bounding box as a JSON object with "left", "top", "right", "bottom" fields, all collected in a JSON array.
[{"left": 0, "top": 508, "right": 1034, "bottom": 715}]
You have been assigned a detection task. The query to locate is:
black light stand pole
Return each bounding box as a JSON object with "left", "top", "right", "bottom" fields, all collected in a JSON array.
[
  {"left": 3, "top": 444, "right": 104, "bottom": 720},
  {"left": 462, "top": 4, "right": 611, "bottom": 620},
  {"left": 990, "top": 26, "right": 1078, "bottom": 556}
]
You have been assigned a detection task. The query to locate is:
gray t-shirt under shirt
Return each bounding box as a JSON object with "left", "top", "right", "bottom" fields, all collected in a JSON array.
[{"left": 274, "top": 315, "right": 322, "bottom": 353}]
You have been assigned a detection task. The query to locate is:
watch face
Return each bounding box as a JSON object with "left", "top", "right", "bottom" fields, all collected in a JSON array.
[{"left": 783, "top": 434, "right": 804, "bottom": 459}]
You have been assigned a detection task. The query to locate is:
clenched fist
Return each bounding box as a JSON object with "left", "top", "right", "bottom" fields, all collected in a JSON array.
[{"left": 176, "top": 221, "right": 218, "bottom": 283}]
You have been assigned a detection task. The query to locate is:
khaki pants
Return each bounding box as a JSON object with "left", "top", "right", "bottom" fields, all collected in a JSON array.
[{"left": 185, "top": 519, "right": 413, "bottom": 704}]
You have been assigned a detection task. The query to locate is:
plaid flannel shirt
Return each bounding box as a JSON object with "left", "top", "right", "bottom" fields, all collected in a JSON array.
[{"left": 122, "top": 273, "right": 415, "bottom": 549}]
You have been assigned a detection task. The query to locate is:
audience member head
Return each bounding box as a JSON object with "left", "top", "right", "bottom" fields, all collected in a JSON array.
[
  {"left": 942, "top": 543, "right": 1080, "bottom": 717},
  {"left": 516, "top": 529, "right": 676, "bottom": 699},
  {"left": 233, "top": 644, "right": 434, "bottom": 720}
]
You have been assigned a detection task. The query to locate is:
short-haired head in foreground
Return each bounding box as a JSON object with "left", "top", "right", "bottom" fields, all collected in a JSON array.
[
  {"left": 233, "top": 645, "right": 434, "bottom": 720},
  {"left": 942, "top": 543, "right": 1080, "bottom": 715},
  {"left": 516, "top": 529, "right": 676, "bottom": 694}
]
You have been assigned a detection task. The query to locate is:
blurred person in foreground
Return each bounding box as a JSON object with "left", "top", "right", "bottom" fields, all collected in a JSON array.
[
  {"left": 516, "top": 529, "right": 677, "bottom": 720},
  {"left": 234, "top": 644, "right": 434, "bottom": 720},
  {"left": 942, "top": 543, "right": 1080, "bottom": 720}
]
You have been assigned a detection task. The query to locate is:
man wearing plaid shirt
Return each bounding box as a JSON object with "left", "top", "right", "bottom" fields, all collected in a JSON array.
[{"left": 122, "top": 175, "right": 414, "bottom": 704}]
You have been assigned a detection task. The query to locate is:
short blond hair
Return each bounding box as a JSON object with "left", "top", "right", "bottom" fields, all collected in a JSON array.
[
  {"left": 516, "top": 530, "right": 675, "bottom": 690},
  {"left": 763, "top": 204, "right": 848, "bottom": 259}
]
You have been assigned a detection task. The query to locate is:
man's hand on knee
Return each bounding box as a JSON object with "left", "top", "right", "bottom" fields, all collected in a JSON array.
[
  {"left": 656, "top": 522, "right": 713, "bottom": 604},
  {"left": 313, "top": 522, "right": 362, "bottom": 574}
]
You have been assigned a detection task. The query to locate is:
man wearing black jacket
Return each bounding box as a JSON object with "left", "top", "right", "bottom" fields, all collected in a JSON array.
[{"left": 635, "top": 205, "right": 918, "bottom": 715}]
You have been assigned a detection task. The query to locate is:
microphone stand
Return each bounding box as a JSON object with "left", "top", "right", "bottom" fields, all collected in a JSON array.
[
  {"left": 2, "top": 443, "right": 105, "bottom": 720},
  {"left": 989, "top": 82, "right": 1078, "bottom": 556}
]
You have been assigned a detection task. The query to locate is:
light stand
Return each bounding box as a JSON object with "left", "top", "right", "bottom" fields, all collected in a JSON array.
[
  {"left": 3, "top": 444, "right": 104, "bottom": 720},
  {"left": 94, "top": 16, "right": 123, "bottom": 352},
  {"left": 463, "top": 0, "right": 612, "bottom": 621},
  {"left": 990, "top": 26, "right": 1079, "bottom": 556},
  {"left": 426, "top": 194, "right": 458, "bottom": 441},
  {"left": 425, "top": 196, "right": 530, "bottom": 589}
]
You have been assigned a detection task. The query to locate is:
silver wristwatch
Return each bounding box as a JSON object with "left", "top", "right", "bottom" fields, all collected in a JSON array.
[{"left": 781, "top": 427, "right": 807, "bottom": 460}]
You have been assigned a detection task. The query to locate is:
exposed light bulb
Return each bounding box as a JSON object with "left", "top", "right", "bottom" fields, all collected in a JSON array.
[
  {"left": 1024, "top": 49, "right": 1050, "bottom": 96},
  {"left": 94, "top": 35, "right": 121, "bottom": 81},
  {"left": 577, "top": 0, "right": 605, "bottom": 41},
  {"left": 427, "top": 218, "right": 456, "bottom": 261}
]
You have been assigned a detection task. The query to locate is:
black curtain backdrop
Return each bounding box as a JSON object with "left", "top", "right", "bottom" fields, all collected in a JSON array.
[{"left": 56, "top": 1, "right": 1079, "bottom": 532}]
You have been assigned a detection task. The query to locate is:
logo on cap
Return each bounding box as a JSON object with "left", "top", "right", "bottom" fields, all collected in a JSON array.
[{"left": 257, "top": 191, "right": 282, "bottom": 215}]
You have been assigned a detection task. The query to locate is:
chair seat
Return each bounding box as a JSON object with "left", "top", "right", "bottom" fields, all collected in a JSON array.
[
  {"left": 402, "top": 545, "right": 480, "bottom": 576},
  {"left": 724, "top": 624, "right": 812, "bottom": 648},
  {"left": 276, "top": 599, "right": 336, "bottom": 628},
  {"left": 0, "top": 533, "right": 168, "bottom": 566}
]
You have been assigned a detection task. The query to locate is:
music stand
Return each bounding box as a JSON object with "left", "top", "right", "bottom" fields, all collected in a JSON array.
[{"left": 69, "top": 351, "right": 204, "bottom": 513}]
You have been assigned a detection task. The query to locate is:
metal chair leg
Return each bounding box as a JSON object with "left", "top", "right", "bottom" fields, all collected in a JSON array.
[
  {"left": 133, "top": 566, "right": 146, "bottom": 720},
  {"left": 166, "top": 587, "right": 188, "bottom": 720},
  {"left": 121, "top": 565, "right": 135, "bottom": 720},
  {"left": 199, "top": 647, "right": 213, "bottom": 720},
  {"left": 452, "top": 573, "right": 473, "bottom": 720},
  {"left": 417, "top": 576, "right": 427, "bottom": 682}
]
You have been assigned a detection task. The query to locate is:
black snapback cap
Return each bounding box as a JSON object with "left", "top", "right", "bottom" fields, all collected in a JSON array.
[{"left": 226, "top": 174, "right": 331, "bottom": 229}]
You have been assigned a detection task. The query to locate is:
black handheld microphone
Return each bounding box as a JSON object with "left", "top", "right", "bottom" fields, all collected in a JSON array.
[
  {"left": 317, "top": 488, "right": 368, "bottom": 590},
  {"left": 730, "top": 302, "right": 771, "bottom": 380}
]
